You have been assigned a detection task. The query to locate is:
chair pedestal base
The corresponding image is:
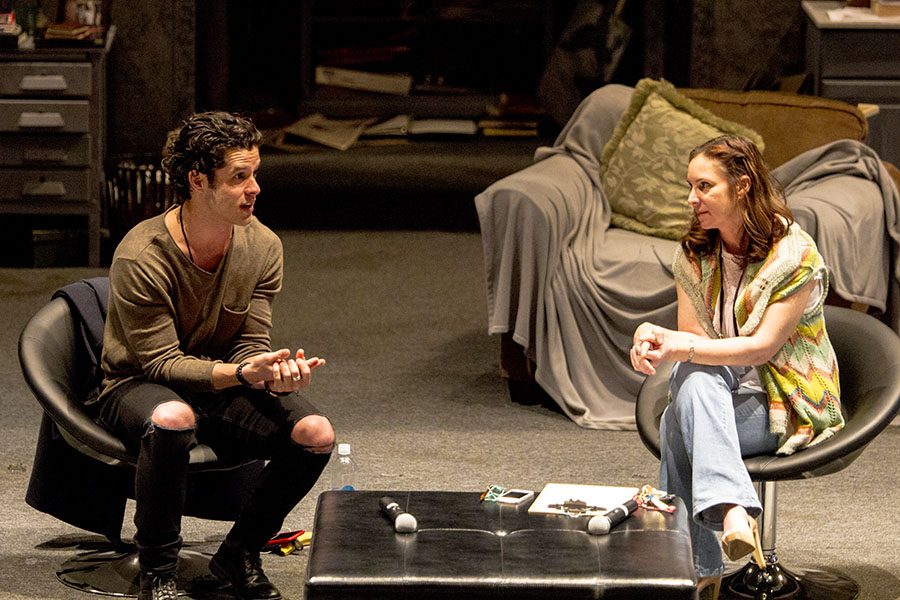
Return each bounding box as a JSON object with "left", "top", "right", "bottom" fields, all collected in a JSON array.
[
  {"left": 57, "top": 547, "right": 229, "bottom": 597},
  {"left": 720, "top": 560, "right": 859, "bottom": 599}
]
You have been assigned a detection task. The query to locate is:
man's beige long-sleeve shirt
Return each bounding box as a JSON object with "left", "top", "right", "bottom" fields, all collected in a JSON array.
[{"left": 100, "top": 208, "right": 283, "bottom": 398}]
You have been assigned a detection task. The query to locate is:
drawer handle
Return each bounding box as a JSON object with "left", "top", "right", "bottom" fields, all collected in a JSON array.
[
  {"left": 22, "top": 180, "right": 68, "bottom": 197},
  {"left": 20, "top": 74, "right": 68, "bottom": 91},
  {"left": 22, "top": 149, "right": 69, "bottom": 163},
  {"left": 17, "top": 112, "right": 65, "bottom": 129}
]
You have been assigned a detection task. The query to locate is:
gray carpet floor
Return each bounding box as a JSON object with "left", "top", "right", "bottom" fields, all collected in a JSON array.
[{"left": 1, "top": 229, "right": 898, "bottom": 599}]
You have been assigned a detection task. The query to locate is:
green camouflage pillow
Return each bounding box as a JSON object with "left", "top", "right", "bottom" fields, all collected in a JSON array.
[{"left": 599, "top": 78, "right": 764, "bottom": 240}]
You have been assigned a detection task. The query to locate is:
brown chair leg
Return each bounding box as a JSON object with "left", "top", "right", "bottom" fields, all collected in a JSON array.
[
  {"left": 499, "top": 332, "right": 534, "bottom": 383},
  {"left": 498, "top": 333, "right": 560, "bottom": 409}
]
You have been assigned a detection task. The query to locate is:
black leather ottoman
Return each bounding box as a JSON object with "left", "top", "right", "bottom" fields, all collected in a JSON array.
[{"left": 305, "top": 490, "right": 696, "bottom": 599}]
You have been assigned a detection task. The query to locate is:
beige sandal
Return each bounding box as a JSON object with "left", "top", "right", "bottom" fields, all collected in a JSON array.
[
  {"left": 721, "top": 515, "right": 765, "bottom": 568},
  {"left": 697, "top": 575, "right": 722, "bottom": 600}
]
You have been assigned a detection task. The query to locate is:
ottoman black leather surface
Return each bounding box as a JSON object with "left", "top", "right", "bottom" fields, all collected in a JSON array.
[{"left": 305, "top": 490, "right": 695, "bottom": 599}]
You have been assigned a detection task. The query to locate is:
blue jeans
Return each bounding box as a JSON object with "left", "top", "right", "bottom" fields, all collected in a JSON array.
[{"left": 660, "top": 362, "right": 779, "bottom": 577}]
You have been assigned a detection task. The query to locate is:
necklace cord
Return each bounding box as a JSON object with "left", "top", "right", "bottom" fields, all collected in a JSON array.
[
  {"left": 718, "top": 252, "right": 744, "bottom": 338},
  {"left": 178, "top": 205, "right": 195, "bottom": 264}
]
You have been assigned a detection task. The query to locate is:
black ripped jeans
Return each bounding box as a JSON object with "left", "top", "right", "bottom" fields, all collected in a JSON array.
[{"left": 99, "top": 381, "right": 332, "bottom": 573}]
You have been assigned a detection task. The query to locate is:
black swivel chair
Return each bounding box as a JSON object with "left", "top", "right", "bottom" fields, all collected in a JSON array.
[
  {"left": 19, "top": 278, "right": 265, "bottom": 597},
  {"left": 635, "top": 305, "right": 900, "bottom": 600}
]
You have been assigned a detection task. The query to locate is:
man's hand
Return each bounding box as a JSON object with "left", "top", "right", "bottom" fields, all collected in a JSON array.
[
  {"left": 263, "top": 348, "right": 326, "bottom": 394},
  {"left": 225, "top": 348, "right": 327, "bottom": 393}
]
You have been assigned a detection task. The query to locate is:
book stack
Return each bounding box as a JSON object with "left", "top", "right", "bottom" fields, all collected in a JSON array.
[
  {"left": 42, "top": 20, "right": 104, "bottom": 45},
  {"left": 0, "top": 2, "right": 13, "bottom": 29},
  {"left": 0, "top": 2, "right": 22, "bottom": 49},
  {"left": 477, "top": 118, "right": 540, "bottom": 137},
  {"left": 480, "top": 93, "right": 545, "bottom": 137},
  {"left": 315, "top": 66, "right": 413, "bottom": 96},
  {"left": 362, "top": 115, "right": 478, "bottom": 137}
]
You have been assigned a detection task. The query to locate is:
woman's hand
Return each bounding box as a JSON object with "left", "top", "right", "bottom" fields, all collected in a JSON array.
[
  {"left": 631, "top": 322, "right": 666, "bottom": 375},
  {"left": 630, "top": 323, "right": 701, "bottom": 376}
]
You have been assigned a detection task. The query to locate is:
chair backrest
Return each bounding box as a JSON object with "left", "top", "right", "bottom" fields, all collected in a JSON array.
[
  {"left": 20, "top": 281, "right": 266, "bottom": 471},
  {"left": 19, "top": 295, "right": 134, "bottom": 465},
  {"left": 635, "top": 306, "right": 900, "bottom": 481}
]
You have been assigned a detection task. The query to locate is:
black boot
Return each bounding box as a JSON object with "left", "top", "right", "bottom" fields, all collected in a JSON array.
[
  {"left": 209, "top": 540, "right": 282, "bottom": 600},
  {"left": 134, "top": 425, "right": 195, "bottom": 574},
  {"left": 225, "top": 446, "right": 331, "bottom": 551},
  {"left": 138, "top": 570, "right": 179, "bottom": 600}
]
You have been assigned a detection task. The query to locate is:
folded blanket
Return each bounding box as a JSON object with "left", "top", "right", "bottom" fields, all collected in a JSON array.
[{"left": 775, "top": 139, "right": 900, "bottom": 330}]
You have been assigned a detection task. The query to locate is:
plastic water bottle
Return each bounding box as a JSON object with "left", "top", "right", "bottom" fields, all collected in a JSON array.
[{"left": 331, "top": 443, "right": 357, "bottom": 491}]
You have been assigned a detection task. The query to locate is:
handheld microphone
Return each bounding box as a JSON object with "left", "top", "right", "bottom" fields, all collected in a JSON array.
[
  {"left": 379, "top": 496, "right": 418, "bottom": 533},
  {"left": 587, "top": 498, "right": 639, "bottom": 535}
]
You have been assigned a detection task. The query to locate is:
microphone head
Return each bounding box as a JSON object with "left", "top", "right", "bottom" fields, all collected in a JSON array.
[
  {"left": 587, "top": 515, "right": 611, "bottom": 535},
  {"left": 394, "top": 513, "right": 418, "bottom": 533}
]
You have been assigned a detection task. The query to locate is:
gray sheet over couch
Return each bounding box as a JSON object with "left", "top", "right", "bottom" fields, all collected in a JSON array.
[{"left": 475, "top": 83, "right": 900, "bottom": 430}]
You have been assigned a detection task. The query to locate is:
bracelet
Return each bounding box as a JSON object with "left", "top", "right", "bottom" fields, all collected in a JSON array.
[
  {"left": 235, "top": 361, "right": 254, "bottom": 388},
  {"left": 264, "top": 381, "right": 292, "bottom": 397},
  {"left": 686, "top": 338, "right": 695, "bottom": 363}
]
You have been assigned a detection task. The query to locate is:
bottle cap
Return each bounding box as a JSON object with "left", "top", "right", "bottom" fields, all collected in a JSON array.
[{"left": 338, "top": 443, "right": 351, "bottom": 456}]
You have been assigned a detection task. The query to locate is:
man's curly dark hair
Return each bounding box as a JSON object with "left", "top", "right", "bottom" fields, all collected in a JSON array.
[{"left": 161, "top": 111, "right": 262, "bottom": 203}]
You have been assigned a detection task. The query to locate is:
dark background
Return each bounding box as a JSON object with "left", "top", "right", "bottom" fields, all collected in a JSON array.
[
  {"left": 3, "top": 0, "right": 811, "bottom": 266},
  {"left": 111, "top": 0, "right": 808, "bottom": 157}
]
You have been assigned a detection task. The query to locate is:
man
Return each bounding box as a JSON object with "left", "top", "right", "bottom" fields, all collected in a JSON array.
[{"left": 98, "top": 111, "right": 334, "bottom": 600}]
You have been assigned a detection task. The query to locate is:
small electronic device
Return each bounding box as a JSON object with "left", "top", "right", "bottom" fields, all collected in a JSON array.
[{"left": 496, "top": 489, "right": 534, "bottom": 505}]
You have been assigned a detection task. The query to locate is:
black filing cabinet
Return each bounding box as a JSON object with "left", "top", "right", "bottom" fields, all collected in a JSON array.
[
  {"left": 0, "top": 32, "right": 113, "bottom": 267},
  {"left": 803, "top": 1, "right": 900, "bottom": 167}
]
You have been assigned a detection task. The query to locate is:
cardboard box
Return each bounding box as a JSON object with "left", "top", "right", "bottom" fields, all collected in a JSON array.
[{"left": 872, "top": 0, "right": 900, "bottom": 16}]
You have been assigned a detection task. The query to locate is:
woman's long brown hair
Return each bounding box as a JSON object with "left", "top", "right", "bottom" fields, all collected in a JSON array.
[{"left": 681, "top": 135, "right": 793, "bottom": 264}]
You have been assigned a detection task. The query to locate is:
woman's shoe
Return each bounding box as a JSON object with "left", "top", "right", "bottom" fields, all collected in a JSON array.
[
  {"left": 721, "top": 515, "right": 766, "bottom": 568},
  {"left": 697, "top": 575, "right": 721, "bottom": 600}
]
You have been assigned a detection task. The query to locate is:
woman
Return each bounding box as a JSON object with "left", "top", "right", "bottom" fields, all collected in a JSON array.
[{"left": 629, "top": 135, "right": 843, "bottom": 598}]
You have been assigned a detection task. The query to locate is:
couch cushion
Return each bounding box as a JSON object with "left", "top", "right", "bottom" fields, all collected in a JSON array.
[
  {"left": 599, "top": 78, "right": 764, "bottom": 241},
  {"left": 681, "top": 88, "right": 867, "bottom": 169}
]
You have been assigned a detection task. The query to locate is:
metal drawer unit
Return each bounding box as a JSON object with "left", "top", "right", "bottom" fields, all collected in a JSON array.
[
  {"left": 1, "top": 169, "right": 91, "bottom": 202},
  {"left": 0, "top": 61, "right": 92, "bottom": 97},
  {"left": 0, "top": 36, "right": 113, "bottom": 267}
]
